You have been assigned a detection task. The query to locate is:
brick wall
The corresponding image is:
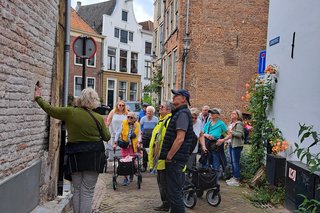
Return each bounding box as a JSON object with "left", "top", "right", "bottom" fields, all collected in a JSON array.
[
  {"left": 0, "top": 0, "right": 60, "bottom": 196},
  {"left": 180, "top": 0, "right": 269, "bottom": 119}
]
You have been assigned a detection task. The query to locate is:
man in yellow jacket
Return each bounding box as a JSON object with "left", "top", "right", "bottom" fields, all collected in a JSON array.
[{"left": 148, "top": 101, "right": 173, "bottom": 212}]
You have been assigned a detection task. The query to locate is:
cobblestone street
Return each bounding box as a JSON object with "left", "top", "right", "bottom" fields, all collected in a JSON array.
[{"left": 91, "top": 164, "right": 284, "bottom": 213}]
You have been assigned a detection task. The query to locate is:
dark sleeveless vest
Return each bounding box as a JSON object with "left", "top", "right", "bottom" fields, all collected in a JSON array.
[{"left": 159, "top": 105, "right": 193, "bottom": 164}]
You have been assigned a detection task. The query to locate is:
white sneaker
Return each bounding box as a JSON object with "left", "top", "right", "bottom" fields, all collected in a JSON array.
[
  {"left": 226, "top": 179, "right": 240, "bottom": 187},
  {"left": 226, "top": 177, "right": 235, "bottom": 183}
]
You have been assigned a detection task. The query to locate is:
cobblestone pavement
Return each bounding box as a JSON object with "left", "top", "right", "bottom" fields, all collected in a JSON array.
[{"left": 91, "top": 165, "right": 290, "bottom": 213}]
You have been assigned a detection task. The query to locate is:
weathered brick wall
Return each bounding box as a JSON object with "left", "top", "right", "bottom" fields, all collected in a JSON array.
[
  {"left": 180, "top": 0, "right": 269, "bottom": 119},
  {"left": 0, "top": 0, "right": 59, "bottom": 196}
]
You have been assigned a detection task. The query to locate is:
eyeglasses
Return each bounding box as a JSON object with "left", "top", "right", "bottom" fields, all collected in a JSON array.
[
  {"left": 192, "top": 116, "right": 197, "bottom": 120},
  {"left": 127, "top": 116, "right": 134, "bottom": 119},
  {"left": 159, "top": 105, "right": 165, "bottom": 109},
  {"left": 119, "top": 104, "right": 125, "bottom": 107}
]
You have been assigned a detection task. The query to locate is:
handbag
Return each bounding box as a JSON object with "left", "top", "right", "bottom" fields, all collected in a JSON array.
[
  {"left": 117, "top": 139, "right": 129, "bottom": 149},
  {"left": 204, "top": 124, "right": 223, "bottom": 152}
]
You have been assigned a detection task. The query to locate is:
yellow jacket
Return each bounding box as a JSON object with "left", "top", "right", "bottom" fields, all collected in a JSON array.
[
  {"left": 148, "top": 113, "right": 172, "bottom": 170},
  {"left": 120, "top": 120, "right": 140, "bottom": 153}
]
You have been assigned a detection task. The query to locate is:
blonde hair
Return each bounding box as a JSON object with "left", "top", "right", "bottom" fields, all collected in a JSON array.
[
  {"left": 190, "top": 107, "right": 200, "bottom": 116},
  {"left": 78, "top": 88, "right": 100, "bottom": 109},
  {"left": 114, "top": 100, "right": 128, "bottom": 114}
]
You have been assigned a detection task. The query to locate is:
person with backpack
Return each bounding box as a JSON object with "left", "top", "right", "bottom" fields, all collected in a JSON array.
[{"left": 148, "top": 101, "right": 173, "bottom": 212}]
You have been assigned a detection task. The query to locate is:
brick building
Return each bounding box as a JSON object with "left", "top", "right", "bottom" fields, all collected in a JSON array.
[
  {"left": 0, "top": 0, "right": 66, "bottom": 211},
  {"left": 70, "top": 8, "right": 105, "bottom": 99},
  {"left": 154, "top": 0, "right": 269, "bottom": 117}
]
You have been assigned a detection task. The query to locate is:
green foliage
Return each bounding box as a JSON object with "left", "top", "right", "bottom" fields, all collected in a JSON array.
[
  {"left": 240, "top": 145, "right": 261, "bottom": 180},
  {"left": 143, "top": 69, "right": 163, "bottom": 94},
  {"left": 142, "top": 94, "right": 152, "bottom": 105},
  {"left": 247, "top": 177, "right": 285, "bottom": 205},
  {"left": 294, "top": 124, "right": 320, "bottom": 212},
  {"left": 246, "top": 72, "right": 277, "bottom": 167}
]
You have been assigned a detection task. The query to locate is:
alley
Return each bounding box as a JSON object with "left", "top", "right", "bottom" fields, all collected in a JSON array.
[{"left": 92, "top": 166, "right": 263, "bottom": 213}]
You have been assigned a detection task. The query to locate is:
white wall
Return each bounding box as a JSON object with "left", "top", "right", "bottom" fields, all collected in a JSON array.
[
  {"left": 267, "top": 0, "right": 320, "bottom": 161},
  {"left": 140, "top": 30, "right": 153, "bottom": 91}
]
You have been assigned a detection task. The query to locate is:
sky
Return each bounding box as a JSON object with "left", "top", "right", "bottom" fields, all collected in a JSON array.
[{"left": 71, "top": 0, "right": 154, "bottom": 22}]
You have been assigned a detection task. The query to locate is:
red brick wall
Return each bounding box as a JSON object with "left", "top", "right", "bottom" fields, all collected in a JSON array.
[
  {"left": 180, "top": 0, "right": 269, "bottom": 118},
  {"left": 69, "top": 35, "right": 102, "bottom": 98}
]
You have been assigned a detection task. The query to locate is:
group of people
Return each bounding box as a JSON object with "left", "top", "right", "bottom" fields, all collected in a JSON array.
[{"left": 34, "top": 84, "right": 245, "bottom": 213}]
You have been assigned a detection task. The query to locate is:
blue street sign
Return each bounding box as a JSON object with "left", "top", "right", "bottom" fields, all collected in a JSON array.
[
  {"left": 258, "top": 50, "right": 266, "bottom": 75},
  {"left": 269, "top": 36, "right": 280, "bottom": 47}
]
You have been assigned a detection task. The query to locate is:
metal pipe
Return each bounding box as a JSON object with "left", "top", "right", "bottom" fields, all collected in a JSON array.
[
  {"left": 58, "top": 0, "right": 71, "bottom": 196},
  {"left": 182, "top": 0, "right": 190, "bottom": 89}
]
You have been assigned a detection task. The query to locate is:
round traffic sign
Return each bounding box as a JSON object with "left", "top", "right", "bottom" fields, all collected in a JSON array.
[{"left": 72, "top": 36, "right": 97, "bottom": 59}]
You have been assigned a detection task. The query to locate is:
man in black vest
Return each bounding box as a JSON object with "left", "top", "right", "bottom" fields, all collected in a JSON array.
[{"left": 159, "top": 89, "right": 193, "bottom": 213}]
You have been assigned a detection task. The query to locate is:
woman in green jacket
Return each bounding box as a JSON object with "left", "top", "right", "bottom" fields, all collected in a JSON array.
[
  {"left": 148, "top": 101, "right": 173, "bottom": 212},
  {"left": 34, "top": 85, "right": 110, "bottom": 213}
]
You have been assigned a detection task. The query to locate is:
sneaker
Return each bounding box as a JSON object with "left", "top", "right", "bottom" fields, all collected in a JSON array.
[
  {"left": 226, "top": 179, "right": 240, "bottom": 187},
  {"left": 122, "top": 178, "right": 129, "bottom": 186},
  {"left": 226, "top": 177, "right": 235, "bottom": 183}
]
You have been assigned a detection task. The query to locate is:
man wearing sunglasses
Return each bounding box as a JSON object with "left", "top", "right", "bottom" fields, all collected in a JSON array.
[{"left": 159, "top": 89, "right": 193, "bottom": 213}]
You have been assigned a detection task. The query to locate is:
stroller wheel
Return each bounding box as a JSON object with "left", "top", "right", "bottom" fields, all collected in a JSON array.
[
  {"left": 196, "top": 190, "right": 203, "bottom": 198},
  {"left": 183, "top": 190, "right": 197, "bottom": 209},
  {"left": 206, "top": 190, "right": 221, "bottom": 207},
  {"left": 112, "top": 176, "right": 117, "bottom": 190}
]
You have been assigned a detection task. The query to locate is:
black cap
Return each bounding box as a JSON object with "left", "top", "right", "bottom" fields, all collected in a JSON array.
[
  {"left": 208, "top": 108, "right": 220, "bottom": 114},
  {"left": 171, "top": 89, "right": 191, "bottom": 105},
  {"left": 142, "top": 102, "right": 149, "bottom": 107}
]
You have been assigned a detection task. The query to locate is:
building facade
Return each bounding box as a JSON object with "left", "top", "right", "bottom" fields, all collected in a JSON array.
[
  {"left": 70, "top": 8, "right": 105, "bottom": 99},
  {"left": 77, "top": 0, "right": 153, "bottom": 109},
  {"left": 154, "top": 0, "right": 269, "bottom": 118}
]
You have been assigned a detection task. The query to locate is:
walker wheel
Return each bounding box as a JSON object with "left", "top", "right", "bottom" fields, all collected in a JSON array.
[{"left": 206, "top": 190, "right": 221, "bottom": 207}]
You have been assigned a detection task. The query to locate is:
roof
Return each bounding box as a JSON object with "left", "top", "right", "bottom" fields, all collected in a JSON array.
[
  {"left": 70, "top": 8, "right": 98, "bottom": 35},
  {"left": 77, "top": 0, "right": 116, "bottom": 33},
  {"left": 139, "top": 20, "right": 154, "bottom": 32}
]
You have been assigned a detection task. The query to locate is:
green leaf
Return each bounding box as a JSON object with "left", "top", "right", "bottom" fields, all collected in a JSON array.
[
  {"left": 301, "top": 132, "right": 311, "bottom": 143},
  {"left": 297, "top": 149, "right": 303, "bottom": 159},
  {"left": 298, "top": 123, "right": 307, "bottom": 136}
]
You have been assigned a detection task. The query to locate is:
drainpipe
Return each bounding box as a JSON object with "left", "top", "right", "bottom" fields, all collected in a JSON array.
[
  {"left": 182, "top": 0, "right": 190, "bottom": 89},
  {"left": 58, "top": 0, "right": 71, "bottom": 196}
]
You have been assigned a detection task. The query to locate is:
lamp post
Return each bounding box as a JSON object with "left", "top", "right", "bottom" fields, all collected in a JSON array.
[{"left": 182, "top": 33, "right": 191, "bottom": 89}]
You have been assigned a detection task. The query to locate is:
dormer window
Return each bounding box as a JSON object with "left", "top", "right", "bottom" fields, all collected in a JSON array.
[{"left": 122, "top": 10, "right": 128, "bottom": 21}]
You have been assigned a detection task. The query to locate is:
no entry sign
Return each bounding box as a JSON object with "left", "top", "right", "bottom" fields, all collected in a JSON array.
[{"left": 72, "top": 36, "right": 97, "bottom": 59}]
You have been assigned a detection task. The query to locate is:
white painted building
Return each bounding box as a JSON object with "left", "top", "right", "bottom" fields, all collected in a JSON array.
[
  {"left": 77, "top": 0, "right": 153, "bottom": 108},
  {"left": 266, "top": 0, "right": 320, "bottom": 161}
]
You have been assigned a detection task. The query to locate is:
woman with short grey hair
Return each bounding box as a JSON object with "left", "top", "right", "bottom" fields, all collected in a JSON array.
[{"left": 34, "top": 86, "right": 110, "bottom": 213}]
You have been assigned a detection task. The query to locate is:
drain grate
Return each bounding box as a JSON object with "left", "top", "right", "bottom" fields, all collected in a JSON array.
[{"left": 252, "top": 201, "right": 278, "bottom": 213}]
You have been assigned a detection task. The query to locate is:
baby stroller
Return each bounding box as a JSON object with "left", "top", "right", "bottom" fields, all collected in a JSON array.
[
  {"left": 183, "top": 167, "right": 221, "bottom": 208},
  {"left": 112, "top": 145, "right": 142, "bottom": 190}
]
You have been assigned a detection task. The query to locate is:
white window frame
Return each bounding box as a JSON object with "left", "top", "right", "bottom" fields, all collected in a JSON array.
[
  {"left": 74, "top": 75, "right": 82, "bottom": 97},
  {"left": 106, "top": 78, "right": 117, "bottom": 107},
  {"left": 118, "top": 81, "right": 127, "bottom": 101},
  {"left": 129, "top": 82, "right": 138, "bottom": 101},
  {"left": 87, "top": 77, "right": 95, "bottom": 90},
  {"left": 87, "top": 54, "right": 96, "bottom": 68},
  {"left": 107, "top": 47, "right": 117, "bottom": 71},
  {"left": 74, "top": 54, "right": 96, "bottom": 67}
]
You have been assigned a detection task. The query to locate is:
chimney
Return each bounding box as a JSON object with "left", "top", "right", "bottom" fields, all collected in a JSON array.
[{"left": 76, "top": 1, "right": 81, "bottom": 11}]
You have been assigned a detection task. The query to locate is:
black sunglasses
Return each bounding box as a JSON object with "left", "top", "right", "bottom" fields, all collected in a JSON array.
[{"left": 127, "top": 116, "right": 134, "bottom": 119}]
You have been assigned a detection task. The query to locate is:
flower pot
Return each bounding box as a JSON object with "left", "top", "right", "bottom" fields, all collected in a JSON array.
[{"left": 266, "top": 154, "right": 286, "bottom": 186}]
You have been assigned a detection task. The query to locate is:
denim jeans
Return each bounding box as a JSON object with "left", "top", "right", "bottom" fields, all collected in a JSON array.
[
  {"left": 165, "top": 160, "right": 186, "bottom": 213},
  {"left": 211, "top": 149, "right": 227, "bottom": 173},
  {"left": 229, "top": 146, "right": 243, "bottom": 179}
]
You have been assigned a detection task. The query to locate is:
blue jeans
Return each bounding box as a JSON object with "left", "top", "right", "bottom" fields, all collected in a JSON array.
[
  {"left": 229, "top": 146, "right": 243, "bottom": 179},
  {"left": 165, "top": 160, "right": 185, "bottom": 213},
  {"left": 211, "top": 149, "right": 227, "bottom": 178}
]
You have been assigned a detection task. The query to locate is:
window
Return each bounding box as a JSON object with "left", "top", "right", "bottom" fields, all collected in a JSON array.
[
  {"left": 87, "top": 54, "right": 96, "bottom": 67},
  {"left": 74, "top": 76, "right": 82, "bottom": 96},
  {"left": 144, "top": 61, "right": 151, "bottom": 79},
  {"left": 172, "top": 50, "right": 177, "bottom": 89},
  {"left": 154, "top": 29, "right": 158, "bottom": 54},
  {"left": 87, "top": 77, "right": 95, "bottom": 89},
  {"left": 170, "top": 2, "right": 174, "bottom": 32},
  {"left": 131, "top": 52, "right": 138, "bottom": 74},
  {"left": 75, "top": 55, "right": 83, "bottom": 65},
  {"left": 157, "top": 0, "right": 161, "bottom": 18},
  {"left": 122, "top": 10, "right": 128, "bottom": 21},
  {"left": 118, "top": 81, "right": 127, "bottom": 100},
  {"left": 107, "top": 47, "right": 116, "bottom": 70},
  {"left": 175, "top": 0, "right": 178, "bottom": 29},
  {"left": 120, "top": 50, "right": 127, "bottom": 72},
  {"left": 130, "top": 82, "right": 138, "bottom": 101},
  {"left": 120, "top": 30, "right": 128, "bottom": 43},
  {"left": 129, "top": 32, "right": 133, "bottom": 41},
  {"left": 160, "top": 23, "right": 164, "bottom": 53},
  {"left": 114, "top": 28, "right": 119, "bottom": 38},
  {"left": 145, "top": 42, "right": 151, "bottom": 55},
  {"left": 107, "top": 79, "right": 116, "bottom": 109}
]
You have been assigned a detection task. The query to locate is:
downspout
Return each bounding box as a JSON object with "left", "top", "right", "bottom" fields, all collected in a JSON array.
[
  {"left": 182, "top": 0, "right": 190, "bottom": 89},
  {"left": 58, "top": 0, "right": 70, "bottom": 195}
]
